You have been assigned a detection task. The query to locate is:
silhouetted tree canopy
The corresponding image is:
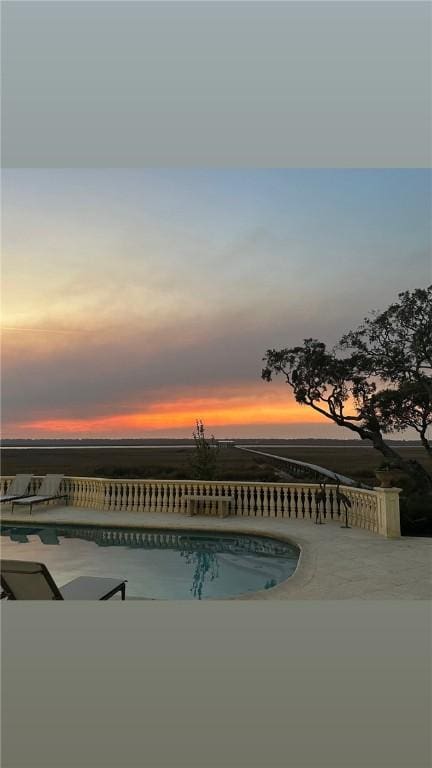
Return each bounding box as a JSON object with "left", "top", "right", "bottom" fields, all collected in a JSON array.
[
  {"left": 262, "top": 287, "right": 432, "bottom": 491},
  {"left": 341, "top": 286, "right": 432, "bottom": 457}
]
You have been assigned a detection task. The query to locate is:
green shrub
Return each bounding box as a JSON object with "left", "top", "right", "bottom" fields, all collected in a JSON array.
[{"left": 189, "top": 420, "right": 220, "bottom": 481}]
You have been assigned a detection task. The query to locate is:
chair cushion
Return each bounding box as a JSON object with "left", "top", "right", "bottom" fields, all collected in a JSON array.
[{"left": 59, "top": 576, "right": 126, "bottom": 600}]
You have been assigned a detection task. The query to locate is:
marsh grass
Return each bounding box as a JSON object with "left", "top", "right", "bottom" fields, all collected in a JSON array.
[{"left": 1, "top": 445, "right": 428, "bottom": 486}]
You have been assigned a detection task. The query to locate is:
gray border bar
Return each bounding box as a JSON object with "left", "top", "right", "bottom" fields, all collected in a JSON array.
[
  {"left": 2, "top": 1, "right": 431, "bottom": 167},
  {"left": 2, "top": 601, "right": 431, "bottom": 768}
]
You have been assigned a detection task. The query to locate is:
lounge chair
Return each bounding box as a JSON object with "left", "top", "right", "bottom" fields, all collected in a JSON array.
[
  {"left": 1, "top": 560, "right": 127, "bottom": 600},
  {"left": 11, "top": 475, "right": 67, "bottom": 514},
  {"left": 0, "top": 474, "right": 33, "bottom": 504},
  {"left": 38, "top": 529, "right": 60, "bottom": 545}
]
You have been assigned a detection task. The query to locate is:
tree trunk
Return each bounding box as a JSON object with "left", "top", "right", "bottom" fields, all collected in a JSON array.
[
  {"left": 420, "top": 431, "right": 432, "bottom": 459},
  {"left": 364, "top": 430, "right": 432, "bottom": 492},
  {"left": 306, "top": 395, "right": 432, "bottom": 492}
]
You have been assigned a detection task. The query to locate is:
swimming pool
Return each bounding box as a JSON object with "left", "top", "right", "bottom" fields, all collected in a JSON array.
[{"left": 0, "top": 524, "right": 299, "bottom": 599}]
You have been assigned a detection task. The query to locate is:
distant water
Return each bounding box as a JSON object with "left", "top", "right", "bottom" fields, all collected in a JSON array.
[
  {"left": 1, "top": 445, "right": 192, "bottom": 450},
  {"left": 1, "top": 443, "right": 387, "bottom": 450}
]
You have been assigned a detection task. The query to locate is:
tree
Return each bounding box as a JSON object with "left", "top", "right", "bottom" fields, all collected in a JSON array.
[
  {"left": 262, "top": 287, "right": 432, "bottom": 492},
  {"left": 341, "top": 286, "right": 432, "bottom": 458},
  {"left": 189, "top": 419, "right": 220, "bottom": 481},
  {"left": 367, "top": 383, "right": 432, "bottom": 458}
]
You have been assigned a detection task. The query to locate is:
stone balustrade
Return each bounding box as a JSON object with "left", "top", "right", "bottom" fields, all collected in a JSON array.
[{"left": 0, "top": 476, "right": 401, "bottom": 537}]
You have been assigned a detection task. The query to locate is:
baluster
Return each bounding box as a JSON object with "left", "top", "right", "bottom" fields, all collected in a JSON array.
[
  {"left": 92, "top": 479, "right": 99, "bottom": 509},
  {"left": 81, "top": 477, "right": 89, "bottom": 507},
  {"left": 364, "top": 495, "right": 370, "bottom": 530},
  {"left": 71, "top": 478, "right": 77, "bottom": 507},
  {"left": 274, "top": 485, "right": 281, "bottom": 517},
  {"left": 125, "top": 482, "right": 132, "bottom": 512},
  {"left": 230, "top": 485, "right": 237, "bottom": 515},
  {"left": 139, "top": 482, "right": 147, "bottom": 513},
  {"left": 101, "top": 480, "right": 109, "bottom": 512},
  {"left": 130, "top": 482, "right": 137, "bottom": 512},
  {"left": 160, "top": 482, "right": 166, "bottom": 513},
  {"left": 240, "top": 485, "right": 247, "bottom": 516},
  {"left": 356, "top": 492, "right": 362, "bottom": 529},
  {"left": 175, "top": 482, "right": 182, "bottom": 513},
  {"left": 268, "top": 485, "right": 275, "bottom": 517},
  {"left": 118, "top": 482, "right": 125, "bottom": 512},
  {"left": 79, "top": 478, "right": 86, "bottom": 507},
  {"left": 105, "top": 481, "right": 112, "bottom": 511},
  {"left": 259, "top": 486, "right": 267, "bottom": 517},
  {"left": 73, "top": 478, "right": 80, "bottom": 507},
  {"left": 352, "top": 491, "right": 359, "bottom": 528},
  {"left": 110, "top": 482, "right": 117, "bottom": 512},
  {"left": 171, "top": 481, "right": 177, "bottom": 512},
  {"left": 131, "top": 482, "right": 138, "bottom": 512},
  {"left": 300, "top": 487, "right": 307, "bottom": 518},
  {"left": 277, "top": 485, "right": 284, "bottom": 517},
  {"left": 253, "top": 484, "right": 261, "bottom": 517},
  {"left": 77, "top": 478, "right": 84, "bottom": 507},
  {"left": 86, "top": 479, "right": 93, "bottom": 509},
  {"left": 91, "top": 478, "right": 98, "bottom": 509},
  {"left": 293, "top": 487, "right": 299, "bottom": 518},
  {"left": 208, "top": 483, "right": 214, "bottom": 515},
  {"left": 165, "top": 482, "right": 171, "bottom": 512},
  {"left": 366, "top": 496, "right": 372, "bottom": 531},
  {"left": 85, "top": 479, "right": 92, "bottom": 508},
  {"left": 250, "top": 486, "right": 257, "bottom": 517},
  {"left": 248, "top": 485, "right": 255, "bottom": 516},
  {"left": 166, "top": 480, "right": 175, "bottom": 513},
  {"left": 154, "top": 482, "right": 160, "bottom": 511},
  {"left": 287, "top": 487, "right": 294, "bottom": 518},
  {"left": 120, "top": 482, "right": 126, "bottom": 512},
  {"left": 351, "top": 491, "right": 358, "bottom": 527},
  {"left": 65, "top": 478, "right": 73, "bottom": 506},
  {"left": 128, "top": 481, "right": 135, "bottom": 512},
  {"left": 306, "top": 488, "right": 313, "bottom": 519},
  {"left": 96, "top": 479, "right": 104, "bottom": 510},
  {"left": 159, "top": 482, "right": 165, "bottom": 511},
  {"left": 367, "top": 495, "right": 373, "bottom": 531},
  {"left": 104, "top": 481, "right": 111, "bottom": 512},
  {"left": 240, "top": 485, "right": 248, "bottom": 516},
  {"left": 373, "top": 495, "right": 379, "bottom": 533},
  {"left": 371, "top": 495, "right": 376, "bottom": 532},
  {"left": 146, "top": 482, "right": 153, "bottom": 512},
  {"left": 80, "top": 479, "right": 87, "bottom": 508},
  {"left": 153, "top": 482, "right": 160, "bottom": 512}
]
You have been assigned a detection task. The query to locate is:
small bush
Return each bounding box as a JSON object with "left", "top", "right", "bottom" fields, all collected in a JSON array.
[{"left": 189, "top": 420, "right": 220, "bottom": 481}]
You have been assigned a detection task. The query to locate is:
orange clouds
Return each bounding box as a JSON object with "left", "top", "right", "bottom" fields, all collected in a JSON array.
[{"left": 12, "top": 388, "right": 325, "bottom": 437}]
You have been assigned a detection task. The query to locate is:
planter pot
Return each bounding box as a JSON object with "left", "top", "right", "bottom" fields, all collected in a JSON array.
[
  {"left": 375, "top": 469, "right": 406, "bottom": 488},
  {"left": 375, "top": 469, "right": 395, "bottom": 488}
]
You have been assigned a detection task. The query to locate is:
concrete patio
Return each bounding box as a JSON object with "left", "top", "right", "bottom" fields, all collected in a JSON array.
[{"left": 1, "top": 503, "right": 431, "bottom": 600}]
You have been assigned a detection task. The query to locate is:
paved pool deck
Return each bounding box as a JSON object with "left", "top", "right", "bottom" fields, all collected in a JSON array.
[{"left": 1, "top": 504, "right": 431, "bottom": 600}]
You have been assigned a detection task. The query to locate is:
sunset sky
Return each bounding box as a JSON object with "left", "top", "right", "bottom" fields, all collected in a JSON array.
[{"left": 2, "top": 169, "right": 430, "bottom": 439}]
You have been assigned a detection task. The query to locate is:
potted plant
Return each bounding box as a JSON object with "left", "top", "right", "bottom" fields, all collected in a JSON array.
[{"left": 375, "top": 461, "right": 405, "bottom": 488}]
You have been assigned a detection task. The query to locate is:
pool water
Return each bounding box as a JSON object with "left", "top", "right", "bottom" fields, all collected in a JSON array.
[{"left": 0, "top": 524, "right": 299, "bottom": 599}]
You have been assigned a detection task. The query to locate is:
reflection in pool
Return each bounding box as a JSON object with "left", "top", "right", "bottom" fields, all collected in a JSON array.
[{"left": 0, "top": 524, "right": 299, "bottom": 599}]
